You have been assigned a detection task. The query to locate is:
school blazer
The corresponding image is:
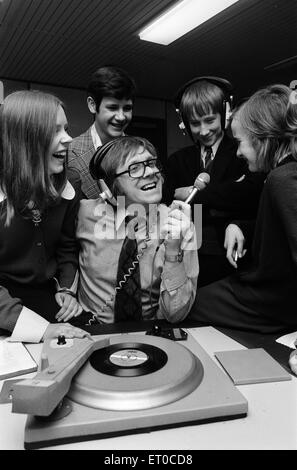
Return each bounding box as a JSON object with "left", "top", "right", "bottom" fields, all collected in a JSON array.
[{"left": 68, "top": 126, "right": 101, "bottom": 199}]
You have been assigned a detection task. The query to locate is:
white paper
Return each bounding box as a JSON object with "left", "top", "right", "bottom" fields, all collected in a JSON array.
[
  {"left": 8, "top": 306, "right": 48, "bottom": 343},
  {"left": 0, "top": 339, "right": 37, "bottom": 379},
  {"left": 276, "top": 331, "right": 297, "bottom": 349}
]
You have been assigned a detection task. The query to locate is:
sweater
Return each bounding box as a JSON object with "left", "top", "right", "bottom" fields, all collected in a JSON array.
[{"left": 232, "top": 158, "right": 297, "bottom": 325}]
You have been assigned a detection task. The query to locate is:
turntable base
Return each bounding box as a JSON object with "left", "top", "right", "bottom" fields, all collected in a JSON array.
[{"left": 24, "top": 332, "right": 248, "bottom": 449}]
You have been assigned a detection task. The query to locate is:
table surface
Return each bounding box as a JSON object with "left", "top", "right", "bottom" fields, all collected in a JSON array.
[{"left": 0, "top": 325, "right": 296, "bottom": 450}]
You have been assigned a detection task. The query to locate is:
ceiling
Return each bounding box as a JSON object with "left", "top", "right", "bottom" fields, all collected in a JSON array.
[{"left": 0, "top": 0, "right": 296, "bottom": 103}]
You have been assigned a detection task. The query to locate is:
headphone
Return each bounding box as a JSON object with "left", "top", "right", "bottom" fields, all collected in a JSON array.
[
  {"left": 174, "top": 76, "right": 233, "bottom": 138},
  {"left": 89, "top": 139, "right": 119, "bottom": 206}
]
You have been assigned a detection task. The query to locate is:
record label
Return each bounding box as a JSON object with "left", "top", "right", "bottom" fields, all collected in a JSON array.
[{"left": 109, "top": 349, "right": 148, "bottom": 367}]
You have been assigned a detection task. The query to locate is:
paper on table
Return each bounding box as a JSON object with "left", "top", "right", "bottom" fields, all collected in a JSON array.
[
  {"left": 276, "top": 331, "right": 297, "bottom": 349},
  {"left": 0, "top": 339, "right": 37, "bottom": 380},
  {"left": 214, "top": 348, "right": 291, "bottom": 385}
]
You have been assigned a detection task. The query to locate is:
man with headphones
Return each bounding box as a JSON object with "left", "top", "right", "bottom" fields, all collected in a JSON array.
[
  {"left": 75, "top": 136, "right": 198, "bottom": 325},
  {"left": 68, "top": 65, "right": 136, "bottom": 199},
  {"left": 163, "top": 76, "right": 265, "bottom": 287}
]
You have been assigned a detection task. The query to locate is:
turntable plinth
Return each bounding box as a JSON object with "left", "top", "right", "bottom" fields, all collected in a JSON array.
[
  {"left": 22, "top": 333, "right": 248, "bottom": 449},
  {"left": 11, "top": 336, "right": 109, "bottom": 416}
]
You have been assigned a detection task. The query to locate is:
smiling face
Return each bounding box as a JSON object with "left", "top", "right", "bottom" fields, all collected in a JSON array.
[
  {"left": 48, "top": 105, "right": 72, "bottom": 176},
  {"left": 115, "top": 147, "right": 162, "bottom": 209},
  {"left": 189, "top": 112, "right": 223, "bottom": 147},
  {"left": 90, "top": 97, "right": 133, "bottom": 145},
  {"left": 231, "top": 117, "right": 258, "bottom": 172}
]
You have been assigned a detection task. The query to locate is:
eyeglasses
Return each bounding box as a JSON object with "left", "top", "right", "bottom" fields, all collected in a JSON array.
[{"left": 114, "top": 158, "right": 162, "bottom": 179}]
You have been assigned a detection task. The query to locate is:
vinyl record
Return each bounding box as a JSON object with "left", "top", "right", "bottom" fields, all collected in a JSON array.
[
  {"left": 68, "top": 334, "right": 204, "bottom": 411},
  {"left": 90, "top": 342, "right": 167, "bottom": 377}
]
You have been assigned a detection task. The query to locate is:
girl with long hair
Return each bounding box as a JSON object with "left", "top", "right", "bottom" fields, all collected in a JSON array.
[
  {"left": 0, "top": 90, "right": 88, "bottom": 342},
  {"left": 190, "top": 84, "right": 297, "bottom": 333}
]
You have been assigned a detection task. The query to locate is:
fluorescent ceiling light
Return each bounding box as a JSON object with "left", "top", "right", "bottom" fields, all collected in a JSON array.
[{"left": 139, "top": 0, "right": 239, "bottom": 45}]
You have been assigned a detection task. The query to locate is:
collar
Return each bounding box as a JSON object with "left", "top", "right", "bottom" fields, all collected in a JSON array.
[
  {"left": 61, "top": 180, "right": 75, "bottom": 200},
  {"left": 201, "top": 132, "right": 224, "bottom": 158},
  {"left": 0, "top": 180, "right": 75, "bottom": 203},
  {"left": 0, "top": 189, "right": 5, "bottom": 203},
  {"left": 90, "top": 123, "right": 103, "bottom": 150},
  {"left": 91, "top": 123, "right": 126, "bottom": 150},
  {"left": 276, "top": 153, "right": 295, "bottom": 167}
]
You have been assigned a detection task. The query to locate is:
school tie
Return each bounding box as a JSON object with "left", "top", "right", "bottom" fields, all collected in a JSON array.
[
  {"left": 114, "top": 220, "right": 142, "bottom": 322},
  {"left": 204, "top": 146, "right": 213, "bottom": 170}
]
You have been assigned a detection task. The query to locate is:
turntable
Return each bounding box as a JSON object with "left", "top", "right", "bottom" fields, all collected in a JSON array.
[{"left": 10, "top": 332, "right": 248, "bottom": 449}]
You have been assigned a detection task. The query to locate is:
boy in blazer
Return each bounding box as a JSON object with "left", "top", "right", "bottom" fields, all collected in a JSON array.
[
  {"left": 68, "top": 66, "right": 136, "bottom": 198},
  {"left": 163, "top": 77, "right": 265, "bottom": 286}
]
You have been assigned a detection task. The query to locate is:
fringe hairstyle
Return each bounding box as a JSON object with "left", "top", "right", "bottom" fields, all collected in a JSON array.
[
  {"left": 98, "top": 136, "right": 159, "bottom": 197},
  {"left": 0, "top": 90, "right": 67, "bottom": 225},
  {"left": 180, "top": 80, "right": 225, "bottom": 123},
  {"left": 87, "top": 66, "right": 136, "bottom": 111}
]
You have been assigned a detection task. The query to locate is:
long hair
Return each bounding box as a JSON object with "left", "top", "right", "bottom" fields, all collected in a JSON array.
[
  {"left": 234, "top": 84, "right": 295, "bottom": 172},
  {"left": 286, "top": 89, "right": 297, "bottom": 159},
  {"left": 0, "top": 90, "right": 67, "bottom": 225}
]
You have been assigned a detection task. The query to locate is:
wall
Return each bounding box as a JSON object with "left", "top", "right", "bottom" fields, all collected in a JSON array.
[
  {"left": 166, "top": 100, "right": 192, "bottom": 155},
  {"left": 30, "top": 83, "right": 91, "bottom": 138},
  {"left": 0, "top": 78, "right": 190, "bottom": 158}
]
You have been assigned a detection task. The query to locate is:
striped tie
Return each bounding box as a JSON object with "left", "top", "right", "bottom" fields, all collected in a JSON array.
[
  {"left": 204, "top": 146, "right": 213, "bottom": 170},
  {"left": 114, "top": 219, "right": 142, "bottom": 322}
]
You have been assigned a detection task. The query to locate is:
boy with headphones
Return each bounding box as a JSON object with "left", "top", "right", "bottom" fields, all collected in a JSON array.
[
  {"left": 68, "top": 65, "right": 136, "bottom": 199},
  {"left": 163, "top": 76, "right": 265, "bottom": 287}
]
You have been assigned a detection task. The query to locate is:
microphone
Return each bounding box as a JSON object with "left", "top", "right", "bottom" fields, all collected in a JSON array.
[{"left": 185, "top": 172, "right": 210, "bottom": 204}]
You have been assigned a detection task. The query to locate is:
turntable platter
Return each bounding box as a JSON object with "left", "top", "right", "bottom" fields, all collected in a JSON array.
[{"left": 68, "top": 334, "right": 203, "bottom": 411}]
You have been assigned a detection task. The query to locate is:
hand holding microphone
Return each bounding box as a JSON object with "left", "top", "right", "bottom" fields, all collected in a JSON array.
[
  {"left": 160, "top": 172, "right": 209, "bottom": 254},
  {"left": 173, "top": 172, "right": 210, "bottom": 203},
  {"left": 160, "top": 201, "right": 192, "bottom": 254},
  {"left": 185, "top": 172, "right": 210, "bottom": 203}
]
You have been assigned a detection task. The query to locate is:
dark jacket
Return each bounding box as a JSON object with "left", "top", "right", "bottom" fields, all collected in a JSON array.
[
  {"left": 232, "top": 157, "right": 297, "bottom": 324},
  {"left": 163, "top": 134, "right": 265, "bottom": 285},
  {"left": 164, "top": 134, "right": 264, "bottom": 251},
  {"left": 0, "top": 177, "right": 82, "bottom": 331}
]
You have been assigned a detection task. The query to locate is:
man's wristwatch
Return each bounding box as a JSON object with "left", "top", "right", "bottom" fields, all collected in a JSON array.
[
  {"left": 164, "top": 249, "right": 184, "bottom": 263},
  {"left": 57, "top": 287, "right": 76, "bottom": 298}
]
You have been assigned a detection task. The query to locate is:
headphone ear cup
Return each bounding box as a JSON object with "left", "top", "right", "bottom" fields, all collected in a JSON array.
[
  {"left": 89, "top": 139, "right": 118, "bottom": 180},
  {"left": 89, "top": 151, "right": 105, "bottom": 180},
  {"left": 89, "top": 158, "right": 117, "bottom": 205},
  {"left": 89, "top": 139, "right": 119, "bottom": 205}
]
